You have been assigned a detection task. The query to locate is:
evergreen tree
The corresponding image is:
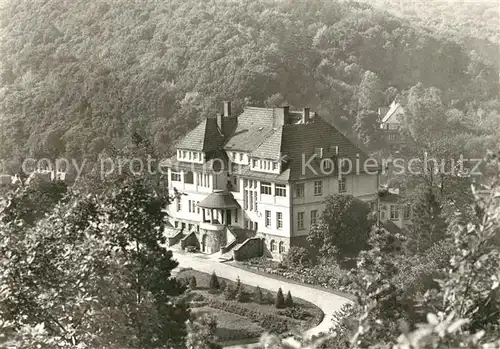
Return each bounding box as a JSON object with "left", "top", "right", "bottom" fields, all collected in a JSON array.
[
  {"left": 407, "top": 185, "right": 447, "bottom": 254},
  {"left": 285, "top": 291, "right": 294, "bottom": 307},
  {"left": 209, "top": 272, "right": 220, "bottom": 293},
  {"left": 275, "top": 288, "right": 285, "bottom": 309},
  {"left": 189, "top": 276, "right": 197, "bottom": 290}
]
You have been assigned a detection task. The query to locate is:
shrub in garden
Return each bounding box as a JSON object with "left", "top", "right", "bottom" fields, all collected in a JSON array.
[
  {"left": 224, "top": 283, "right": 236, "bottom": 300},
  {"left": 236, "top": 284, "right": 246, "bottom": 302},
  {"left": 283, "top": 246, "right": 313, "bottom": 268},
  {"left": 279, "top": 307, "right": 311, "bottom": 320},
  {"left": 266, "top": 291, "right": 274, "bottom": 305},
  {"left": 209, "top": 271, "right": 220, "bottom": 293},
  {"left": 189, "top": 276, "right": 197, "bottom": 289},
  {"left": 219, "top": 280, "right": 227, "bottom": 292},
  {"left": 285, "top": 290, "right": 293, "bottom": 307},
  {"left": 254, "top": 286, "right": 264, "bottom": 304},
  {"left": 275, "top": 288, "right": 285, "bottom": 309}
]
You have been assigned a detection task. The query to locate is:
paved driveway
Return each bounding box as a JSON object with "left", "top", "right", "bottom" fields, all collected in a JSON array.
[{"left": 172, "top": 251, "right": 352, "bottom": 340}]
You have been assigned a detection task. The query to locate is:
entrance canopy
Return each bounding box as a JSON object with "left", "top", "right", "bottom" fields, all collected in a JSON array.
[{"left": 197, "top": 190, "right": 240, "bottom": 209}]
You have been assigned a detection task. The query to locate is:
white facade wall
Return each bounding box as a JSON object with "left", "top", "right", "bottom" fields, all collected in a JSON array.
[{"left": 166, "top": 165, "right": 378, "bottom": 243}]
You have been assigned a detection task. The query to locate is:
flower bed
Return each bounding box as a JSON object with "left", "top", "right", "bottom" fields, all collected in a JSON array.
[
  {"left": 177, "top": 269, "right": 324, "bottom": 339},
  {"left": 241, "top": 257, "right": 355, "bottom": 293}
]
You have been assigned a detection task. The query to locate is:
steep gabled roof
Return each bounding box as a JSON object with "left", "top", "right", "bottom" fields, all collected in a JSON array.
[
  {"left": 176, "top": 118, "right": 224, "bottom": 152},
  {"left": 250, "top": 127, "right": 283, "bottom": 161},
  {"left": 281, "top": 117, "right": 373, "bottom": 180},
  {"left": 223, "top": 107, "right": 275, "bottom": 152},
  {"left": 381, "top": 101, "right": 404, "bottom": 124},
  {"left": 173, "top": 105, "right": 376, "bottom": 181}
]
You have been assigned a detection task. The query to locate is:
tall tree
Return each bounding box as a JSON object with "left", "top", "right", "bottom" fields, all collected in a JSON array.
[{"left": 405, "top": 184, "right": 447, "bottom": 254}]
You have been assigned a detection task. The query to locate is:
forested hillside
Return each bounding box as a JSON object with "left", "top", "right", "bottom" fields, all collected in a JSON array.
[
  {"left": 0, "top": 0, "right": 498, "bottom": 171},
  {"left": 359, "top": 0, "right": 499, "bottom": 65}
]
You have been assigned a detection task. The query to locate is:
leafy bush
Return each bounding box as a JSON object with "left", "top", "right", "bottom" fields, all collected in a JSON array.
[
  {"left": 254, "top": 286, "right": 264, "bottom": 304},
  {"left": 278, "top": 307, "right": 312, "bottom": 321},
  {"left": 283, "top": 246, "right": 313, "bottom": 268},
  {"left": 224, "top": 283, "right": 236, "bottom": 300},
  {"left": 266, "top": 291, "right": 274, "bottom": 305}
]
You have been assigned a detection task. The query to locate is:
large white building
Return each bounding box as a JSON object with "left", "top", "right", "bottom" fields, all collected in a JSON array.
[{"left": 162, "top": 102, "right": 379, "bottom": 260}]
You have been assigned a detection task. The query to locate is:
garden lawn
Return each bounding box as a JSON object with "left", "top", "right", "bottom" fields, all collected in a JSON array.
[
  {"left": 192, "top": 306, "right": 263, "bottom": 342},
  {"left": 177, "top": 269, "right": 323, "bottom": 336}
]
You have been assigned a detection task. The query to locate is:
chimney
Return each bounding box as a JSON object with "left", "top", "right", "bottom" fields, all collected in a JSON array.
[
  {"left": 217, "top": 113, "right": 224, "bottom": 136},
  {"left": 223, "top": 101, "right": 231, "bottom": 117},
  {"left": 273, "top": 106, "right": 290, "bottom": 127},
  {"left": 302, "top": 107, "right": 310, "bottom": 124}
]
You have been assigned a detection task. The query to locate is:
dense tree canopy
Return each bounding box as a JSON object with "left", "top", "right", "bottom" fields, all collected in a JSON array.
[
  {"left": 308, "top": 194, "right": 372, "bottom": 260},
  {"left": 0, "top": 0, "right": 498, "bottom": 171},
  {"left": 0, "top": 178, "right": 190, "bottom": 348}
]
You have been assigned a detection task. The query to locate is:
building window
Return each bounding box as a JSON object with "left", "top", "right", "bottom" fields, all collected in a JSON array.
[
  {"left": 182, "top": 150, "right": 187, "bottom": 158},
  {"left": 252, "top": 159, "right": 257, "bottom": 167},
  {"left": 273, "top": 162, "right": 278, "bottom": 171},
  {"left": 265, "top": 210, "right": 271, "bottom": 227},
  {"left": 276, "top": 212, "right": 283, "bottom": 229},
  {"left": 314, "top": 180, "right": 323, "bottom": 196},
  {"left": 295, "top": 183, "right": 304, "bottom": 198},
  {"left": 389, "top": 133, "right": 397, "bottom": 141},
  {"left": 261, "top": 182, "right": 272, "bottom": 195},
  {"left": 270, "top": 240, "right": 276, "bottom": 252},
  {"left": 297, "top": 212, "right": 304, "bottom": 230},
  {"left": 176, "top": 199, "right": 181, "bottom": 212},
  {"left": 403, "top": 205, "right": 411, "bottom": 219},
  {"left": 196, "top": 201, "right": 200, "bottom": 214},
  {"left": 239, "top": 153, "right": 243, "bottom": 161},
  {"left": 275, "top": 184, "right": 286, "bottom": 197},
  {"left": 194, "top": 152, "right": 198, "bottom": 160},
  {"left": 174, "top": 221, "right": 179, "bottom": 228},
  {"left": 171, "top": 172, "right": 181, "bottom": 182},
  {"left": 234, "top": 210, "right": 238, "bottom": 223},
  {"left": 310, "top": 210, "right": 318, "bottom": 225},
  {"left": 279, "top": 241, "right": 285, "bottom": 254},
  {"left": 197, "top": 173, "right": 210, "bottom": 187},
  {"left": 338, "top": 177, "right": 346, "bottom": 193},
  {"left": 253, "top": 192, "right": 258, "bottom": 212},
  {"left": 390, "top": 205, "right": 399, "bottom": 220}
]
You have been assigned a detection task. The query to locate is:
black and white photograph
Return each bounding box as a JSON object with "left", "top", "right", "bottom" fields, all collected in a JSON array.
[{"left": 0, "top": 0, "right": 499, "bottom": 348}]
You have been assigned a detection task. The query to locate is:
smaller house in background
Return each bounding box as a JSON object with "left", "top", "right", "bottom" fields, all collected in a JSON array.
[
  {"left": 379, "top": 100, "right": 404, "bottom": 146},
  {"left": 377, "top": 187, "right": 412, "bottom": 230}
]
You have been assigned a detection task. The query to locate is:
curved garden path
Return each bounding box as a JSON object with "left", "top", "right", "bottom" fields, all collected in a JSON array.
[{"left": 172, "top": 250, "right": 353, "bottom": 346}]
